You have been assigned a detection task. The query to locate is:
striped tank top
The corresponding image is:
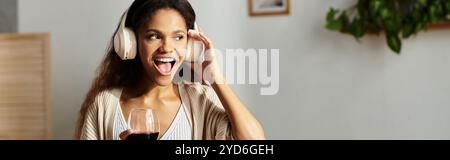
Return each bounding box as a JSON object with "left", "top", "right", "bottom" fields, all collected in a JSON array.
[{"left": 113, "top": 103, "right": 192, "bottom": 140}]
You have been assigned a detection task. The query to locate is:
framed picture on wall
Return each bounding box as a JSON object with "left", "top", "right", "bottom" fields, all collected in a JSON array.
[{"left": 249, "top": 0, "right": 290, "bottom": 16}]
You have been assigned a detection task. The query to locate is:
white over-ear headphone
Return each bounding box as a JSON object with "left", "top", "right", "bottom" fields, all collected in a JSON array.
[
  {"left": 114, "top": 9, "right": 137, "bottom": 60},
  {"left": 186, "top": 23, "right": 205, "bottom": 62}
]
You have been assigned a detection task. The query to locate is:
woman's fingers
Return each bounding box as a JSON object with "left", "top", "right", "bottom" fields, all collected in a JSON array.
[
  {"left": 188, "top": 29, "right": 201, "bottom": 39},
  {"left": 188, "top": 30, "right": 214, "bottom": 50},
  {"left": 187, "top": 30, "right": 203, "bottom": 42},
  {"left": 187, "top": 30, "right": 216, "bottom": 63},
  {"left": 199, "top": 32, "right": 213, "bottom": 49},
  {"left": 119, "top": 129, "right": 134, "bottom": 140}
]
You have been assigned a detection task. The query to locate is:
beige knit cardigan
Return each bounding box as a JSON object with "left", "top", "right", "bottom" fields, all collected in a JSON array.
[{"left": 80, "top": 83, "right": 234, "bottom": 140}]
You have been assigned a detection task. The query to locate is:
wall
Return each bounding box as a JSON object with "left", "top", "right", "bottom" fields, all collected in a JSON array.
[
  {"left": 0, "top": 0, "right": 17, "bottom": 32},
  {"left": 244, "top": 0, "right": 450, "bottom": 139},
  {"left": 18, "top": 0, "right": 134, "bottom": 139},
  {"left": 18, "top": 0, "right": 450, "bottom": 139},
  {"left": 193, "top": 0, "right": 450, "bottom": 139}
]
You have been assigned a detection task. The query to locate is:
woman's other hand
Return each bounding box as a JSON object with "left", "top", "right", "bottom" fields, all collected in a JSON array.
[
  {"left": 119, "top": 129, "right": 135, "bottom": 140},
  {"left": 187, "top": 28, "right": 226, "bottom": 85}
]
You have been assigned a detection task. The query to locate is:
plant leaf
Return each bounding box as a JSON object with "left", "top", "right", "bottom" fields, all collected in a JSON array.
[
  {"left": 446, "top": 1, "right": 450, "bottom": 12},
  {"left": 325, "top": 8, "right": 344, "bottom": 31},
  {"left": 415, "top": 22, "right": 425, "bottom": 33},
  {"left": 402, "top": 23, "right": 415, "bottom": 38},
  {"left": 380, "top": 7, "right": 392, "bottom": 20},
  {"left": 384, "top": 19, "right": 400, "bottom": 34},
  {"left": 386, "top": 34, "right": 402, "bottom": 54},
  {"left": 338, "top": 11, "right": 349, "bottom": 26},
  {"left": 350, "top": 18, "right": 366, "bottom": 39},
  {"left": 418, "top": 0, "right": 428, "bottom": 7},
  {"left": 326, "top": 21, "right": 344, "bottom": 31},
  {"left": 324, "top": 0, "right": 449, "bottom": 55},
  {"left": 327, "top": 8, "right": 337, "bottom": 22}
]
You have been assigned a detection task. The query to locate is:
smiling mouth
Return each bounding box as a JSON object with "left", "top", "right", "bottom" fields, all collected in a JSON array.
[{"left": 154, "top": 58, "right": 176, "bottom": 76}]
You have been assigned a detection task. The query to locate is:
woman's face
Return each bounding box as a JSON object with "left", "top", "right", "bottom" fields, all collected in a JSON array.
[{"left": 137, "top": 8, "right": 188, "bottom": 86}]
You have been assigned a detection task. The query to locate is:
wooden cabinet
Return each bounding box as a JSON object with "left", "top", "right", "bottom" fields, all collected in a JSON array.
[{"left": 0, "top": 33, "right": 52, "bottom": 139}]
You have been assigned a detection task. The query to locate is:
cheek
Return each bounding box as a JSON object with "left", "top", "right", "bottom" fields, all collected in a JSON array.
[
  {"left": 175, "top": 41, "right": 188, "bottom": 60},
  {"left": 138, "top": 41, "right": 159, "bottom": 62}
]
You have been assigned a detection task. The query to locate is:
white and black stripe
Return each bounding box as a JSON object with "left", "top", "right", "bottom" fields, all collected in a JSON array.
[{"left": 113, "top": 103, "right": 192, "bottom": 140}]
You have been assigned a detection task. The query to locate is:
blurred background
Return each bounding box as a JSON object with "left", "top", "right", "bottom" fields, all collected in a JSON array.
[{"left": 1, "top": 0, "right": 450, "bottom": 139}]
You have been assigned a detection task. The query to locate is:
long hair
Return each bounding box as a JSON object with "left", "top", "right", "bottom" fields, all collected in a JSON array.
[{"left": 75, "top": 0, "right": 196, "bottom": 139}]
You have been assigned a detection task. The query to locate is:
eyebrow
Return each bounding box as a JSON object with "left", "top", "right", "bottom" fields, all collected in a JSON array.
[{"left": 145, "top": 29, "right": 186, "bottom": 34}]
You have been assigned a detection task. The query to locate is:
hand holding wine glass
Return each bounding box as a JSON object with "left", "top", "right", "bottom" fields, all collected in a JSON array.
[{"left": 120, "top": 108, "right": 160, "bottom": 140}]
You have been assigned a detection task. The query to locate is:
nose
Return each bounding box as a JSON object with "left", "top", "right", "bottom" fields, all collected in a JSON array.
[{"left": 158, "top": 38, "right": 175, "bottom": 54}]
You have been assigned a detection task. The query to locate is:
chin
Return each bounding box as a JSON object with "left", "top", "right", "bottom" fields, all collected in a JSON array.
[{"left": 154, "top": 76, "right": 175, "bottom": 86}]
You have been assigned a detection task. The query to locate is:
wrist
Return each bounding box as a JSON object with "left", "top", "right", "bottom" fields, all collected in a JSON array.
[{"left": 211, "top": 72, "right": 226, "bottom": 85}]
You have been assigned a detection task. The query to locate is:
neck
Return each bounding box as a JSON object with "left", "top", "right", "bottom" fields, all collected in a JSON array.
[
  {"left": 139, "top": 77, "right": 175, "bottom": 99},
  {"left": 124, "top": 76, "right": 176, "bottom": 101}
]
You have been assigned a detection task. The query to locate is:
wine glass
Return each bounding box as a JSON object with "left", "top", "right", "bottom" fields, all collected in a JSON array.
[{"left": 126, "top": 108, "right": 160, "bottom": 140}]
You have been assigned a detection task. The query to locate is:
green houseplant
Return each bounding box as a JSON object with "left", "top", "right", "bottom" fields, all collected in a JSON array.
[{"left": 326, "top": 0, "right": 450, "bottom": 54}]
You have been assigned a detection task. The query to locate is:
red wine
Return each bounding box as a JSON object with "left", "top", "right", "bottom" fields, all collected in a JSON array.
[{"left": 127, "top": 132, "right": 159, "bottom": 140}]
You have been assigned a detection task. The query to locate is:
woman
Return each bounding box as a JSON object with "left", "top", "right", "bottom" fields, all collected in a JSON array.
[{"left": 75, "top": 0, "right": 265, "bottom": 140}]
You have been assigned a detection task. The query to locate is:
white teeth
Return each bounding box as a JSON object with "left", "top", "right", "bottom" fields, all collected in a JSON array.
[{"left": 155, "top": 58, "right": 176, "bottom": 62}]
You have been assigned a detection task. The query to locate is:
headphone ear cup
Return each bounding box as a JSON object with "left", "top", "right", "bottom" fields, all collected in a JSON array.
[
  {"left": 114, "top": 8, "right": 137, "bottom": 60},
  {"left": 113, "top": 29, "right": 124, "bottom": 58},
  {"left": 124, "top": 27, "right": 137, "bottom": 60},
  {"left": 186, "top": 33, "right": 204, "bottom": 62},
  {"left": 114, "top": 27, "right": 137, "bottom": 60}
]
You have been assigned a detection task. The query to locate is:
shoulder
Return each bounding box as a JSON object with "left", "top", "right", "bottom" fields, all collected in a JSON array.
[
  {"left": 92, "top": 88, "right": 123, "bottom": 110},
  {"left": 178, "top": 82, "right": 222, "bottom": 108},
  {"left": 178, "top": 82, "right": 215, "bottom": 98}
]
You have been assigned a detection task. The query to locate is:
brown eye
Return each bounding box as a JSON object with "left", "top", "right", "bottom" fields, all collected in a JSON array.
[
  {"left": 147, "top": 34, "right": 160, "bottom": 40},
  {"left": 175, "top": 34, "right": 184, "bottom": 41}
]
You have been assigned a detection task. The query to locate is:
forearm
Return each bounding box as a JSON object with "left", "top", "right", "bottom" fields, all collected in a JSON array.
[
  {"left": 211, "top": 82, "right": 265, "bottom": 140},
  {"left": 189, "top": 29, "right": 265, "bottom": 139}
]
